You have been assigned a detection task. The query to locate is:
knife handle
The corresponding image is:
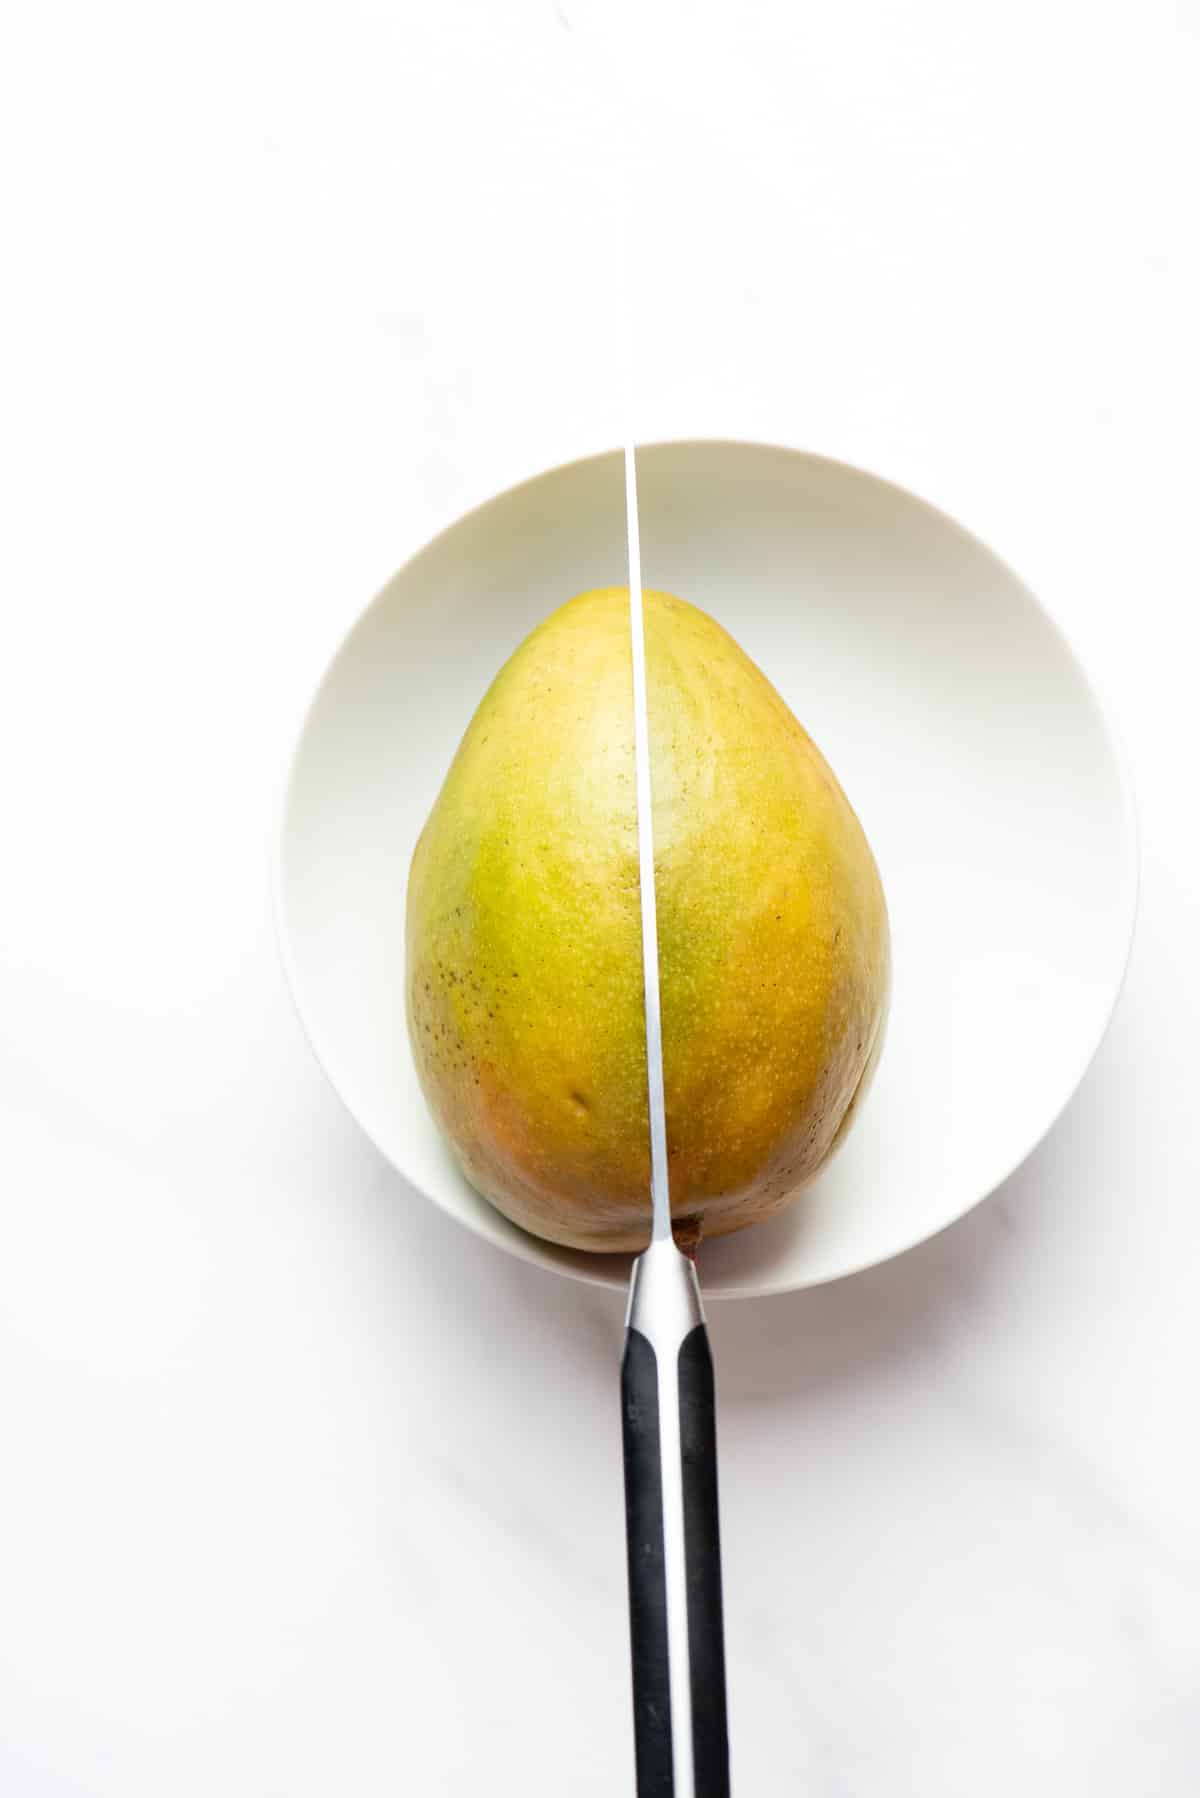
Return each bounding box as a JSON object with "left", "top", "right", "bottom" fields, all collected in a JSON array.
[{"left": 622, "top": 1241, "right": 730, "bottom": 1798}]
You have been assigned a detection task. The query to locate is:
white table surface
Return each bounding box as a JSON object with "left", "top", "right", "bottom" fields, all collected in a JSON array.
[{"left": 2, "top": 4, "right": 1197, "bottom": 1793}]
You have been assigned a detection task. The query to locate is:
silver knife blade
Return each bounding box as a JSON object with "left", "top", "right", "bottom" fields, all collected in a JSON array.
[{"left": 623, "top": 441, "right": 673, "bottom": 1248}]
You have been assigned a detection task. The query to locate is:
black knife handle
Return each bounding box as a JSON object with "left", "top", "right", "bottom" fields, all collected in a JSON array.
[{"left": 622, "top": 1244, "right": 730, "bottom": 1797}]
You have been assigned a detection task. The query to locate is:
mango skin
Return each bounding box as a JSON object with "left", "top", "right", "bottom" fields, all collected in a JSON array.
[{"left": 406, "top": 589, "right": 889, "bottom": 1253}]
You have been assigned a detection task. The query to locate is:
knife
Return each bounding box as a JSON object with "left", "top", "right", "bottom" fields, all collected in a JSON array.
[{"left": 621, "top": 441, "right": 731, "bottom": 1798}]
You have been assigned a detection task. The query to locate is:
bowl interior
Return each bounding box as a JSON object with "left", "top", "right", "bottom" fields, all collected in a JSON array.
[{"left": 279, "top": 442, "right": 1136, "bottom": 1297}]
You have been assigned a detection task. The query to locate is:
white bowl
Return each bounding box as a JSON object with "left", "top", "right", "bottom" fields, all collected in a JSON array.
[{"left": 277, "top": 442, "right": 1137, "bottom": 1298}]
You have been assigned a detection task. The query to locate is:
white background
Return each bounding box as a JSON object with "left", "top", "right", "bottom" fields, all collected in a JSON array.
[{"left": 1, "top": 3, "right": 1197, "bottom": 1793}]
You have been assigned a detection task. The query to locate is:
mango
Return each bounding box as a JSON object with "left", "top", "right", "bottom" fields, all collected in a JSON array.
[{"left": 406, "top": 588, "right": 889, "bottom": 1252}]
